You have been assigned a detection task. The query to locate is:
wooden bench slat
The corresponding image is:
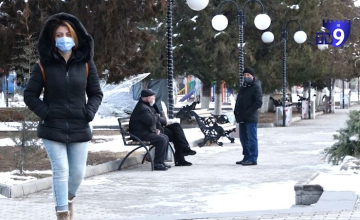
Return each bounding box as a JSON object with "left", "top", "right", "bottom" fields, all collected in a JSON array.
[
  {"left": 218, "top": 124, "right": 236, "bottom": 129},
  {"left": 117, "top": 117, "right": 155, "bottom": 171},
  {"left": 198, "top": 113, "right": 213, "bottom": 118}
]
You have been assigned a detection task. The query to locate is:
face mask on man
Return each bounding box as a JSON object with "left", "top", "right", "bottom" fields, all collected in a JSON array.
[
  {"left": 150, "top": 99, "right": 155, "bottom": 106},
  {"left": 55, "top": 37, "right": 75, "bottom": 53},
  {"left": 244, "top": 76, "right": 253, "bottom": 84}
]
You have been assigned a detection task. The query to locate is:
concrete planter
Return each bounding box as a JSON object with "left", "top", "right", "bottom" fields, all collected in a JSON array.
[{"left": 294, "top": 172, "right": 324, "bottom": 205}]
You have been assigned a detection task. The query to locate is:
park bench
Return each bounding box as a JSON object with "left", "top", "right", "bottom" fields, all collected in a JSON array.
[
  {"left": 117, "top": 117, "right": 174, "bottom": 171},
  {"left": 189, "top": 109, "right": 236, "bottom": 147},
  {"left": 175, "top": 100, "right": 200, "bottom": 122}
]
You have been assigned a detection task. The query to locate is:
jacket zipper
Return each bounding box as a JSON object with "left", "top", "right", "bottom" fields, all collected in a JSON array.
[{"left": 66, "top": 71, "right": 69, "bottom": 143}]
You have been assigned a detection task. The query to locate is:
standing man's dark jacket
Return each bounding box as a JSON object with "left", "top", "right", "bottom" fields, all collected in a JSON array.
[
  {"left": 129, "top": 99, "right": 162, "bottom": 139},
  {"left": 24, "top": 13, "right": 103, "bottom": 143},
  {"left": 234, "top": 79, "right": 263, "bottom": 123}
]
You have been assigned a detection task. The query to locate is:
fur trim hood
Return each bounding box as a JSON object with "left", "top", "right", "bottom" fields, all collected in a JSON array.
[{"left": 38, "top": 13, "right": 93, "bottom": 64}]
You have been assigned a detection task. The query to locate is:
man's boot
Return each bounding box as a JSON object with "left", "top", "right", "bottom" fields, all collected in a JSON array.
[
  {"left": 69, "top": 197, "right": 75, "bottom": 220},
  {"left": 56, "top": 211, "right": 70, "bottom": 220}
]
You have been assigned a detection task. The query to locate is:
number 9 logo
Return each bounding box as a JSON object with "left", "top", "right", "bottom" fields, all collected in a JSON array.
[{"left": 333, "top": 28, "right": 344, "bottom": 46}]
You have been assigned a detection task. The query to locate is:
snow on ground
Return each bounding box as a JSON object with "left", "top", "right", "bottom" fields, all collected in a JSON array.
[
  {"left": 0, "top": 170, "right": 52, "bottom": 186},
  {"left": 310, "top": 171, "right": 360, "bottom": 195},
  {"left": 356, "top": 0, "right": 360, "bottom": 7},
  {"left": 200, "top": 181, "right": 296, "bottom": 212},
  {"left": 82, "top": 177, "right": 117, "bottom": 186},
  {"left": 0, "top": 122, "right": 22, "bottom": 131},
  {"left": 0, "top": 138, "right": 15, "bottom": 146},
  {"left": 309, "top": 156, "right": 360, "bottom": 195}
]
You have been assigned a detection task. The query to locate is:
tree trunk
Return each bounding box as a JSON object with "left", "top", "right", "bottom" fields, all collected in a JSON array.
[
  {"left": 214, "top": 81, "right": 222, "bottom": 115},
  {"left": 201, "top": 81, "right": 211, "bottom": 109},
  {"left": 20, "top": 122, "right": 26, "bottom": 175}
]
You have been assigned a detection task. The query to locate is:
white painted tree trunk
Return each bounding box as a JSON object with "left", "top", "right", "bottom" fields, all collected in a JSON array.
[
  {"left": 201, "top": 95, "right": 210, "bottom": 109},
  {"left": 214, "top": 91, "right": 222, "bottom": 115}
]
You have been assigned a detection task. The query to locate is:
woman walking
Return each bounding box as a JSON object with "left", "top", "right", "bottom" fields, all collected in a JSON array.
[{"left": 24, "top": 12, "right": 103, "bottom": 220}]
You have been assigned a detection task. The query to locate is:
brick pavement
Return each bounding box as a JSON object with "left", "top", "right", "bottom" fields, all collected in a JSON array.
[{"left": 0, "top": 107, "right": 359, "bottom": 220}]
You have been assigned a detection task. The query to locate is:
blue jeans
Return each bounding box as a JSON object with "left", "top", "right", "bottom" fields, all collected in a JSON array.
[
  {"left": 42, "top": 139, "right": 89, "bottom": 211},
  {"left": 239, "top": 122, "right": 258, "bottom": 162}
]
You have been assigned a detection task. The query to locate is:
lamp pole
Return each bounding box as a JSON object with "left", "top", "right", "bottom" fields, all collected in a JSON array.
[
  {"left": 5, "top": 73, "right": 8, "bottom": 107},
  {"left": 354, "top": 58, "right": 360, "bottom": 105},
  {"left": 167, "top": 0, "right": 209, "bottom": 119},
  {"left": 342, "top": 78, "right": 345, "bottom": 109},
  {"left": 329, "top": 78, "right": 332, "bottom": 112},
  {"left": 280, "top": 20, "right": 307, "bottom": 126},
  {"left": 212, "top": 0, "right": 271, "bottom": 86},
  {"left": 166, "top": 0, "right": 174, "bottom": 119},
  {"left": 308, "top": 80, "right": 311, "bottom": 119}
]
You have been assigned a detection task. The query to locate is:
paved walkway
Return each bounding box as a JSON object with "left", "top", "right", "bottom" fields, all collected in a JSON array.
[{"left": 1, "top": 107, "right": 360, "bottom": 220}]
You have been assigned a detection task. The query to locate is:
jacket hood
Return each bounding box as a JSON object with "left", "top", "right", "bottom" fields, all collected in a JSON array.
[{"left": 38, "top": 13, "right": 94, "bottom": 64}]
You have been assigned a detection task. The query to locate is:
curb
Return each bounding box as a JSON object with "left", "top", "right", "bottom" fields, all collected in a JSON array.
[
  {"left": 0, "top": 137, "right": 203, "bottom": 198},
  {"left": 0, "top": 154, "right": 144, "bottom": 198},
  {"left": 258, "top": 123, "right": 275, "bottom": 128}
]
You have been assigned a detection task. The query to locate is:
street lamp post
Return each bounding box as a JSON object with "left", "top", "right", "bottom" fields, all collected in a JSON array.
[
  {"left": 354, "top": 58, "right": 360, "bottom": 105},
  {"left": 166, "top": 0, "right": 208, "bottom": 119},
  {"left": 317, "top": 42, "right": 331, "bottom": 112},
  {"left": 262, "top": 21, "right": 307, "bottom": 126},
  {"left": 342, "top": 78, "right": 345, "bottom": 109},
  {"left": 329, "top": 78, "right": 333, "bottom": 112},
  {"left": 308, "top": 81, "right": 311, "bottom": 119},
  {"left": 5, "top": 73, "right": 8, "bottom": 107},
  {"left": 166, "top": 0, "right": 174, "bottom": 119},
  {"left": 211, "top": 0, "right": 271, "bottom": 86}
]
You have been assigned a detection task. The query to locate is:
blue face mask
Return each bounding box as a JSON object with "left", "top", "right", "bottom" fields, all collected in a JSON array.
[{"left": 55, "top": 37, "right": 75, "bottom": 53}]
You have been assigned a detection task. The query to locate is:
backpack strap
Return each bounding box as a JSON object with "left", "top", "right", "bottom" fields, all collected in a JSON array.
[
  {"left": 36, "top": 61, "right": 89, "bottom": 87},
  {"left": 37, "top": 60, "right": 46, "bottom": 86},
  {"left": 85, "top": 62, "right": 89, "bottom": 78}
]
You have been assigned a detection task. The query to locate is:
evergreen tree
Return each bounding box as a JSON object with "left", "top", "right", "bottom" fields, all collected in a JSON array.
[
  {"left": 324, "top": 110, "right": 360, "bottom": 165},
  {"left": 145, "top": 0, "right": 360, "bottom": 96},
  {"left": 0, "top": 0, "right": 167, "bottom": 83},
  {"left": 9, "top": 108, "right": 42, "bottom": 174},
  {"left": 10, "top": 3, "right": 38, "bottom": 87}
]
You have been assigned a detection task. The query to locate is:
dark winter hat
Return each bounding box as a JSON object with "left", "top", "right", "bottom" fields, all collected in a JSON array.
[
  {"left": 141, "top": 89, "right": 156, "bottom": 97},
  {"left": 243, "top": 67, "right": 255, "bottom": 76}
]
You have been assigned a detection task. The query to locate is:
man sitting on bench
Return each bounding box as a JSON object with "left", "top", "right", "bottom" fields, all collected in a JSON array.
[
  {"left": 129, "top": 89, "right": 170, "bottom": 171},
  {"left": 154, "top": 101, "right": 196, "bottom": 166}
]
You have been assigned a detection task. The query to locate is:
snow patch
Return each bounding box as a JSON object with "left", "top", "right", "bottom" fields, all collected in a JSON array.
[{"left": 0, "top": 170, "right": 51, "bottom": 186}]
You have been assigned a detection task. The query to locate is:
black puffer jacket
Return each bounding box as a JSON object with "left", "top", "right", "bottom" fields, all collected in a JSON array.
[
  {"left": 234, "top": 78, "right": 263, "bottom": 123},
  {"left": 129, "top": 100, "right": 162, "bottom": 139},
  {"left": 24, "top": 13, "right": 103, "bottom": 143}
]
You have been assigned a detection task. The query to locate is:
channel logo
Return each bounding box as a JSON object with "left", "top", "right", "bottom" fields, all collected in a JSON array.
[{"left": 315, "top": 20, "right": 351, "bottom": 47}]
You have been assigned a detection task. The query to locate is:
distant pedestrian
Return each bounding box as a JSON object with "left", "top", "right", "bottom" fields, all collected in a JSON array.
[
  {"left": 129, "top": 89, "right": 170, "bottom": 171},
  {"left": 24, "top": 13, "right": 103, "bottom": 220},
  {"left": 234, "top": 67, "right": 263, "bottom": 166}
]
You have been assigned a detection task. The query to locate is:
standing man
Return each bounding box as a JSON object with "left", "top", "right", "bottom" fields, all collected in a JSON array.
[
  {"left": 129, "top": 89, "right": 169, "bottom": 171},
  {"left": 234, "top": 67, "right": 263, "bottom": 166}
]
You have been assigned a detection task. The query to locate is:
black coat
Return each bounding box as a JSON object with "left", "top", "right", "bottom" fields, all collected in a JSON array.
[
  {"left": 234, "top": 78, "right": 263, "bottom": 123},
  {"left": 129, "top": 100, "right": 161, "bottom": 139},
  {"left": 24, "top": 13, "right": 103, "bottom": 143}
]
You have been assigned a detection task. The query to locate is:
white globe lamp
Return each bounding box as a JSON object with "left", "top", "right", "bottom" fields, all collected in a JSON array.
[
  {"left": 261, "top": 31, "right": 274, "bottom": 43},
  {"left": 212, "top": 15, "right": 228, "bottom": 31},
  {"left": 187, "top": 0, "right": 209, "bottom": 11},
  {"left": 254, "top": 14, "right": 271, "bottom": 30},
  {"left": 294, "top": 30, "right": 307, "bottom": 44}
]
